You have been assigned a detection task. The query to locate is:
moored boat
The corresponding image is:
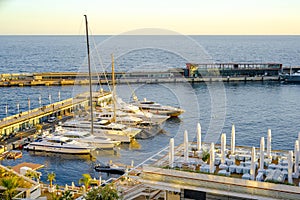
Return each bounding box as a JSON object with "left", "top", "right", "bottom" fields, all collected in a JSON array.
[
  {"left": 1, "top": 150, "right": 23, "bottom": 160},
  {"left": 132, "top": 98, "right": 185, "bottom": 117},
  {"left": 94, "top": 162, "right": 125, "bottom": 175},
  {"left": 62, "top": 120, "right": 141, "bottom": 143},
  {"left": 101, "top": 97, "right": 170, "bottom": 124},
  {"left": 54, "top": 127, "right": 121, "bottom": 149},
  {"left": 281, "top": 70, "right": 300, "bottom": 82},
  {"left": 96, "top": 110, "right": 144, "bottom": 126},
  {"left": 24, "top": 135, "right": 95, "bottom": 154}
]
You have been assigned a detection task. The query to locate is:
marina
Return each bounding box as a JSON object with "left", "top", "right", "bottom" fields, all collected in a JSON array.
[
  {"left": 0, "top": 79, "right": 300, "bottom": 198},
  {"left": 1, "top": 0, "right": 300, "bottom": 198},
  {"left": 1, "top": 33, "right": 300, "bottom": 199}
]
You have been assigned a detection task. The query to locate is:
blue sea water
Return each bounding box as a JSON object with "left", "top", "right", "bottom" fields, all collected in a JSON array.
[{"left": 0, "top": 35, "right": 300, "bottom": 185}]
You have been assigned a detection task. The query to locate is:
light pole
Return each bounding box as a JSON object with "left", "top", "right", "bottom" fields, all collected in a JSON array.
[
  {"left": 39, "top": 95, "right": 42, "bottom": 107},
  {"left": 5, "top": 103, "right": 8, "bottom": 118},
  {"left": 27, "top": 97, "right": 31, "bottom": 129},
  {"left": 58, "top": 90, "right": 61, "bottom": 102},
  {"left": 28, "top": 97, "right": 30, "bottom": 111},
  {"left": 17, "top": 102, "right": 20, "bottom": 113}
]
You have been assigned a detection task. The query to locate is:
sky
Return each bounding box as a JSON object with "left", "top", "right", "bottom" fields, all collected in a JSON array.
[{"left": 0, "top": 0, "right": 300, "bottom": 35}]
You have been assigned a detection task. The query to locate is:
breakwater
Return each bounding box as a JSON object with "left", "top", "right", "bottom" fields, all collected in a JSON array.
[{"left": 0, "top": 70, "right": 288, "bottom": 88}]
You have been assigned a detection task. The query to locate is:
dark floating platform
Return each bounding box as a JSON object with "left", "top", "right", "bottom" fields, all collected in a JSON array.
[{"left": 94, "top": 163, "right": 125, "bottom": 175}]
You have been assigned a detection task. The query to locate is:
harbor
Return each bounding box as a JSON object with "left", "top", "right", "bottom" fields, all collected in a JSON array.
[
  {"left": 1, "top": 81, "right": 300, "bottom": 199},
  {"left": 1, "top": 21, "right": 300, "bottom": 200},
  {"left": 2, "top": 0, "right": 300, "bottom": 198},
  {"left": 1, "top": 64, "right": 300, "bottom": 197}
]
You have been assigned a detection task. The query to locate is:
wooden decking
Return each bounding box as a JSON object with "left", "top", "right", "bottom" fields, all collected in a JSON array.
[{"left": 12, "top": 162, "right": 44, "bottom": 174}]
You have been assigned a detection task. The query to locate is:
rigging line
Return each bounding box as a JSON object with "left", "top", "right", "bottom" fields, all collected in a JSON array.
[
  {"left": 88, "top": 28, "right": 105, "bottom": 93},
  {"left": 77, "top": 17, "right": 85, "bottom": 36},
  {"left": 89, "top": 27, "right": 112, "bottom": 93}
]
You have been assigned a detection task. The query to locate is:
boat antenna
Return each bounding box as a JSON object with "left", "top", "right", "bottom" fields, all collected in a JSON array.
[
  {"left": 84, "top": 15, "right": 94, "bottom": 135},
  {"left": 111, "top": 53, "right": 116, "bottom": 122}
]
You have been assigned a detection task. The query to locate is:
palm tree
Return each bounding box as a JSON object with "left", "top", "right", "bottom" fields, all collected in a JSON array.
[
  {"left": 59, "top": 190, "right": 73, "bottom": 200},
  {"left": 25, "top": 170, "right": 41, "bottom": 183},
  {"left": 47, "top": 172, "right": 56, "bottom": 188},
  {"left": 85, "top": 183, "right": 120, "bottom": 200},
  {"left": 1, "top": 176, "right": 20, "bottom": 200},
  {"left": 0, "top": 168, "right": 9, "bottom": 178},
  {"left": 100, "top": 183, "right": 120, "bottom": 200},
  {"left": 202, "top": 149, "right": 210, "bottom": 163},
  {"left": 79, "top": 173, "right": 91, "bottom": 190}
]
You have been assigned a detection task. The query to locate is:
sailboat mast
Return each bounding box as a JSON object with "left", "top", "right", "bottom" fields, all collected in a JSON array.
[
  {"left": 84, "top": 15, "right": 94, "bottom": 135},
  {"left": 111, "top": 54, "right": 116, "bottom": 122}
]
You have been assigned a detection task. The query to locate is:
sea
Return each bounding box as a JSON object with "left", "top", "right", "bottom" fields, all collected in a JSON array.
[{"left": 0, "top": 35, "right": 300, "bottom": 186}]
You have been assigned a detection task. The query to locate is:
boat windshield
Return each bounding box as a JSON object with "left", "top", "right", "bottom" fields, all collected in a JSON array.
[
  {"left": 47, "top": 139, "right": 62, "bottom": 143},
  {"left": 140, "top": 101, "right": 155, "bottom": 104}
]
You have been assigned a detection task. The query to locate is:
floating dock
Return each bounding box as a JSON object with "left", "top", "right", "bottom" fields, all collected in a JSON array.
[{"left": 12, "top": 162, "right": 44, "bottom": 174}]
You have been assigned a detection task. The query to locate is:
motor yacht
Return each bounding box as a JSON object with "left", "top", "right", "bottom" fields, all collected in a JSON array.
[
  {"left": 62, "top": 120, "right": 141, "bottom": 143},
  {"left": 54, "top": 127, "right": 121, "bottom": 150},
  {"left": 131, "top": 98, "right": 184, "bottom": 117},
  {"left": 24, "top": 135, "right": 95, "bottom": 154}
]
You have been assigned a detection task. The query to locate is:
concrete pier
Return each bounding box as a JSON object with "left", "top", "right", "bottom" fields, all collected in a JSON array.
[
  {"left": 0, "top": 69, "right": 284, "bottom": 88},
  {"left": 0, "top": 91, "right": 112, "bottom": 137}
]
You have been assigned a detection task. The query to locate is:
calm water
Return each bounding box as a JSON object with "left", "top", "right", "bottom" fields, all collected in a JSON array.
[{"left": 1, "top": 36, "right": 300, "bottom": 185}]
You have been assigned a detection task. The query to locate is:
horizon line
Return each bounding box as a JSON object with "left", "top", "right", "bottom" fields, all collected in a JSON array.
[{"left": 1, "top": 34, "right": 300, "bottom": 36}]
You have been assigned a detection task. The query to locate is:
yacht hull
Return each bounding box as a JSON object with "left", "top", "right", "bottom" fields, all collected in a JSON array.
[{"left": 24, "top": 144, "right": 92, "bottom": 154}]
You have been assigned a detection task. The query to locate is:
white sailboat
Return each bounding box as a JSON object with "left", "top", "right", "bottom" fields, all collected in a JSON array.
[{"left": 60, "top": 16, "right": 141, "bottom": 144}]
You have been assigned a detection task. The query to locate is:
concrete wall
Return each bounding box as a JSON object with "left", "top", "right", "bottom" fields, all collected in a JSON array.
[{"left": 141, "top": 166, "right": 300, "bottom": 200}]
